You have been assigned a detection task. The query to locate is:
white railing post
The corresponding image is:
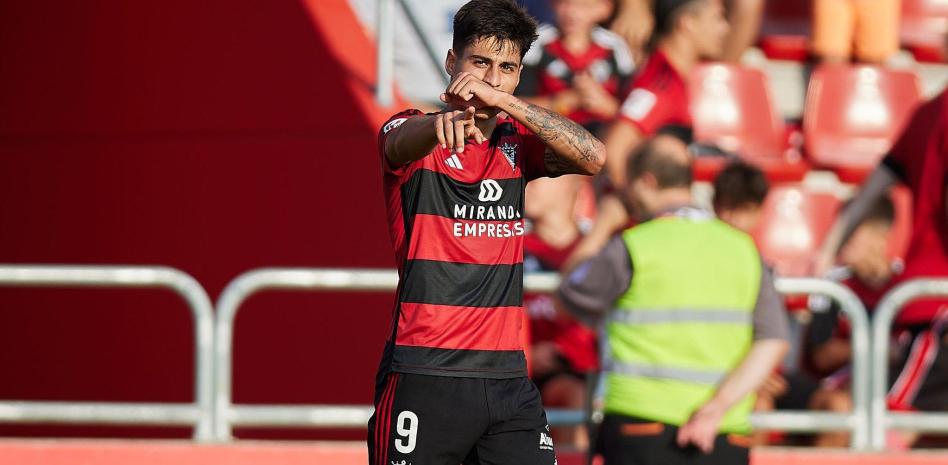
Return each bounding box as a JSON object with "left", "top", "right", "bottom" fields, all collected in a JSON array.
[{"left": 870, "top": 279, "right": 948, "bottom": 450}]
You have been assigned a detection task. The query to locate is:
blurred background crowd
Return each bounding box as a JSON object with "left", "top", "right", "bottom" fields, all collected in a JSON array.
[{"left": 350, "top": 0, "right": 948, "bottom": 452}]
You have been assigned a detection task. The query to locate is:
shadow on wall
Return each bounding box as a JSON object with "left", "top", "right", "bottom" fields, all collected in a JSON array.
[{"left": 0, "top": 0, "right": 395, "bottom": 440}]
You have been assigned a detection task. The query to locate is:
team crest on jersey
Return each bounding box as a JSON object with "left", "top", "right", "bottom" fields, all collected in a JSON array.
[{"left": 500, "top": 143, "right": 517, "bottom": 171}]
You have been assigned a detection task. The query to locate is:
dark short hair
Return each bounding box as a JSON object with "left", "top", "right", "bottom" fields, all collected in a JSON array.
[
  {"left": 712, "top": 161, "right": 769, "bottom": 212},
  {"left": 627, "top": 137, "right": 692, "bottom": 188},
  {"left": 453, "top": 0, "right": 539, "bottom": 60},
  {"left": 653, "top": 0, "right": 704, "bottom": 39}
]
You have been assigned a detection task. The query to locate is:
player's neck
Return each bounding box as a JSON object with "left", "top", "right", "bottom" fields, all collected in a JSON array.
[
  {"left": 657, "top": 38, "right": 698, "bottom": 77},
  {"left": 475, "top": 116, "right": 499, "bottom": 140}
]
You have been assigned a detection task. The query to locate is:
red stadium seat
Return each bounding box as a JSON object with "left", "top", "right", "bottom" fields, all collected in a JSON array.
[
  {"left": 690, "top": 64, "right": 809, "bottom": 182},
  {"left": 758, "top": 0, "right": 811, "bottom": 61},
  {"left": 753, "top": 185, "right": 841, "bottom": 277},
  {"left": 803, "top": 65, "right": 921, "bottom": 183},
  {"left": 901, "top": 0, "right": 948, "bottom": 62}
]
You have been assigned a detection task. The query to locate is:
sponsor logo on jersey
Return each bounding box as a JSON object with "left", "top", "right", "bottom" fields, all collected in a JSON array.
[
  {"left": 445, "top": 153, "right": 464, "bottom": 170},
  {"left": 452, "top": 180, "right": 524, "bottom": 238},
  {"left": 500, "top": 143, "right": 517, "bottom": 171},
  {"left": 539, "top": 431, "right": 554, "bottom": 451},
  {"left": 478, "top": 179, "right": 503, "bottom": 202},
  {"left": 383, "top": 117, "right": 408, "bottom": 134}
]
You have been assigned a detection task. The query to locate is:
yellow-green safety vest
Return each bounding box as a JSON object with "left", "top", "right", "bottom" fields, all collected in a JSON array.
[{"left": 605, "top": 210, "right": 761, "bottom": 434}]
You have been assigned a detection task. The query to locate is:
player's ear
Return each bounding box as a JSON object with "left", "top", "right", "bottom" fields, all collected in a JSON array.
[{"left": 445, "top": 49, "right": 457, "bottom": 76}]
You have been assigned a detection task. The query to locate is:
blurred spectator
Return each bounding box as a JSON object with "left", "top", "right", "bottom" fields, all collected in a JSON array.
[
  {"left": 811, "top": 0, "right": 901, "bottom": 63},
  {"left": 604, "top": 0, "right": 728, "bottom": 189},
  {"left": 817, "top": 86, "right": 948, "bottom": 448},
  {"left": 524, "top": 175, "right": 599, "bottom": 450},
  {"left": 559, "top": 135, "right": 789, "bottom": 464},
  {"left": 712, "top": 161, "right": 769, "bottom": 233},
  {"left": 610, "top": 0, "right": 762, "bottom": 63},
  {"left": 520, "top": 0, "right": 635, "bottom": 135},
  {"left": 805, "top": 194, "right": 899, "bottom": 447},
  {"left": 564, "top": 0, "right": 728, "bottom": 271}
]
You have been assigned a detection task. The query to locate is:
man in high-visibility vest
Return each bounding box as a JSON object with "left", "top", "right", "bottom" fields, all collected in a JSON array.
[{"left": 558, "top": 134, "right": 789, "bottom": 465}]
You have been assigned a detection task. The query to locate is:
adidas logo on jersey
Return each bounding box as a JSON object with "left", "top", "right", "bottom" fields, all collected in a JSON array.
[{"left": 445, "top": 153, "right": 464, "bottom": 170}]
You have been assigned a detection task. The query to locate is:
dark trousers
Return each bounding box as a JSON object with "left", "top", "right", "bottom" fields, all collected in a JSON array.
[{"left": 596, "top": 414, "right": 750, "bottom": 465}]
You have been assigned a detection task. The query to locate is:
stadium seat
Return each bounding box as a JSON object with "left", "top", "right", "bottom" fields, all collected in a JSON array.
[
  {"left": 803, "top": 65, "right": 922, "bottom": 183},
  {"left": 758, "top": 0, "right": 811, "bottom": 61},
  {"left": 901, "top": 0, "right": 948, "bottom": 62},
  {"left": 753, "top": 185, "right": 841, "bottom": 277},
  {"left": 690, "top": 64, "right": 809, "bottom": 182}
]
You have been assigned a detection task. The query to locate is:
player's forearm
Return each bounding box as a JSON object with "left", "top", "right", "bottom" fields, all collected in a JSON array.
[
  {"left": 384, "top": 115, "right": 442, "bottom": 167},
  {"left": 501, "top": 95, "right": 605, "bottom": 176},
  {"left": 703, "top": 339, "right": 789, "bottom": 413}
]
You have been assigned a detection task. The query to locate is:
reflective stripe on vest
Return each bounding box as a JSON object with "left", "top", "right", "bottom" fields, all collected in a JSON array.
[
  {"left": 607, "top": 360, "right": 727, "bottom": 385},
  {"left": 609, "top": 308, "right": 752, "bottom": 325}
]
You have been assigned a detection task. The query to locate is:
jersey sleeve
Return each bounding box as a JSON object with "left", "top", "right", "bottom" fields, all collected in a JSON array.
[
  {"left": 378, "top": 109, "right": 425, "bottom": 177},
  {"left": 618, "top": 85, "right": 669, "bottom": 136}
]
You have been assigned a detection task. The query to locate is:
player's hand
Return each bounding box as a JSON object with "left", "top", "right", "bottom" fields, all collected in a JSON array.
[
  {"left": 676, "top": 402, "right": 726, "bottom": 454},
  {"left": 434, "top": 106, "right": 486, "bottom": 153},
  {"left": 440, "top": 72, "right": 508, "bottom": 110}
]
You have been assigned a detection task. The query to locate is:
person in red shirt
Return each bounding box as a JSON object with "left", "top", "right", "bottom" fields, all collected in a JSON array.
[
  {"left": 370, "top": 1, "right": 605, "bottom": 464},
  {"left": 564, "top": 0, "right": 729, "bottom": 270},
  {"left": 518, "top": 0, "right": 635, "bottom": 134},
  {"left": 817, "top": 89, "right": 948, "bottom": 430}
]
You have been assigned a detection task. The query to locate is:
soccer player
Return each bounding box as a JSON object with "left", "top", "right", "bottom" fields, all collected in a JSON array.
[{"left": 369, "top": 1, "right": 605, "bottom": 464}]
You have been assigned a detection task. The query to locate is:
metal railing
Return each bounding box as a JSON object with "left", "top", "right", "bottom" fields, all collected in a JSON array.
[
  {"left": 759, "top": 278, "right": 871, "bottom": 449},
  {"left": 870, "top": 279, "right": 948, "bottom": 450},
  {"left": 0, "top": 265, "right": 215, "bottom": 441},
  {"left": 212, "top": 268, "right": 872, "bottom": 448}
]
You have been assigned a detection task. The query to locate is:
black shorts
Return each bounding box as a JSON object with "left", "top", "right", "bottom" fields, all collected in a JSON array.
[
  {"left": 596, "top": 414, "right": 750, "bottom": 465},
  {"left": 367, "top": 373, "right": 556, "bottom": 465}
]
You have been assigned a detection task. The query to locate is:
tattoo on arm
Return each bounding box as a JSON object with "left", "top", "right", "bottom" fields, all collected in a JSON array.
[{"left": 506, "top": 100, "right": 600, "bottom": 174}]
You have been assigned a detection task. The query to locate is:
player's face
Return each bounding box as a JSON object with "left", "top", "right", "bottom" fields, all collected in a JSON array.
[
  {"left": 688, "top": 0, "right": 729, "bottom": 59},
  {"left": 446, "top": 37, "right": 523, "bottom": 100}
]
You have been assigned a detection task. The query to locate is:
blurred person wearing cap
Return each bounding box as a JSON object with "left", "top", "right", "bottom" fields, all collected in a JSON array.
[
  {"left": 558, "top": 135, "right": 789, "bottom": 464},
  {"left": 518, "top": 0, "right": 635, "bottom": 136}
]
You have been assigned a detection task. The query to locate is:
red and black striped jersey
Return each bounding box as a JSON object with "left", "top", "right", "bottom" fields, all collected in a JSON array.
[{"left": 377, "top": 109, "right": 548, "bottom": 378}]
